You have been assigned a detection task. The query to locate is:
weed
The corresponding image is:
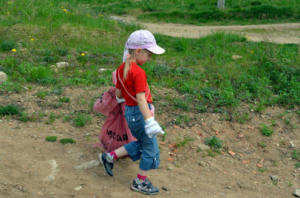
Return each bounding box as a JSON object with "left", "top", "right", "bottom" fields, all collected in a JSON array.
[
  {"left": 295, "top": 162, "right": 300, "bottom": 168},
  {"left": 292, "top": 150, "right": 300, "bottom": 161},
  {"left": 272, "top": 181, "right": 278, "bottom": 186},
  {"left": 271, "top": 120, "right": 277, "bottom": 126},
  {"left": 196, "top": 105, "right": 207, "bottom": 113},
  {"left": 205, "top": 136, "right": 222, "bottom": 149},
  {"left": 1, "top": 41, "right": 16, "bottom": 51},
  {"left": 63, "top": 115, "right": 72, "bottom": 122},
  {"left": 284, "top": 119, "right": 290, "bottom": 125},
  {"left": 59, "top": 97, "right": 70, "bottom": 103},
  {"left": 208, "top": 148, "right": 221, "bottom": 157},
  {"left": 162, "top": 132, "right": 167, "bottom": 141},
  {"left": 258, "top": 141, "right": 266, "bottom": 148},
  {"left": 19, "top": 112, "right": 36, "bottom": 122},
  {"left": 176, "top": 136, "right": 194, "bottom": 148},
  {"left": 0, "top": 105, "right": 21, "bottom": 116},
  {"left": 56, "top": 47, "right": 68, "bottom": 56},
  {"left": 175, "top": 115, "right": 191, "bottom": 126},
  {"left": 45, "top": 136, "right": 57, "bottom": 142},
  {"left": 60, "top": 138, "right": 76, "bottom": 145},
  {"left": 73, "top": 114, "right": 92, "bottom": 127},
  {"left": 260, "top": 124, "right": 273, "bottom": 136},
  {"left": 288, "top": 181, "right": 293, "bottom": 187},
  {"left": 258, "top": 168, "right": 267, "bottom": 173},
  {"left": 36, "top": 90, "right": 51, "bottom": 99}
]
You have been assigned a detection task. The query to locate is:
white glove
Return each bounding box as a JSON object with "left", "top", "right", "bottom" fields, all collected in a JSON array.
[
  {"left": 116, "top": 96, "right": 125, "bottom": 103},
  {"left": 145, "top": 117, "right": 165, "bottom": 138}
]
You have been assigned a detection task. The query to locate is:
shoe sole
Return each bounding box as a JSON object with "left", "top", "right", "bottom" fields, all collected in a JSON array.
[
  {"left": 97, "top": 153, "right": 112, "bottom": 177},
  {"left": 131, "top": 186, "right": 159, "bottom": 195}
]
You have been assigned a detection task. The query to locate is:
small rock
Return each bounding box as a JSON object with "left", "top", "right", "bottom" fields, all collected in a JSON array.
[
  {"left": 290, "top": 141, "right": 295, "bottom": 148},
  {"left": 50, "top": 65, "right": 56, "bottom": 68},
  {"left": 182, "top": 189, "right": 189, "bottom": 193},
  {"left": 56, "top": 62, "right": 69, "bottom": 69},
  {"left": 232, "top": 55, "right": 242, "bottom": 60},
  {"left": 271, "top": 175, "right": 278, "bottom": 181},
  {"left": 198, "top": 161, "right": 209, "bottom": 167},
  {"left": 0, "top": 71, "right": 7, "bottom": 83},
  {"left": 197, "top": 143, "right": 210, "bottom": 151},
  {"left": 98, "top": 68, "right": 107, "bottom": 72},
  {"left": 293, "top": 189, "right": 300, "bottom": 197},
  {"left": 168, "top": 167, "right": 174, "bottom": 170},
  {"left": 162, "top": 186, "right": 168, "bottom": 191},
  {"left": 74, "top": 186, "right": 82, "bottom": 191}
]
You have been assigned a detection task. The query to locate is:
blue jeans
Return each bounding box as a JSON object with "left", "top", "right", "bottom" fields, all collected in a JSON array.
[{"left": 123, "top": 104, "right": 160, "bottom": 171}]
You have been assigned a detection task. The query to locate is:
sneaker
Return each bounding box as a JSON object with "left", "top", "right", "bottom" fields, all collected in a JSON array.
[
  {"left": 97, "top": 153, "right": 114, "bottom": 176},
  {"left": 131, "top": 178, "right": 159, "bottom": 195}
]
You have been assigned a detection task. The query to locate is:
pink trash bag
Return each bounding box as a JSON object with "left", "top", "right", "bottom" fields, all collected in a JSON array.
[{"left": 93, "top": 71, "right": 136, "bottom": 152}]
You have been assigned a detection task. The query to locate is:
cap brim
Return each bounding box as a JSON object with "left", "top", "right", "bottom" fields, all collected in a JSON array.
[{"left": 147, "top": 45, "right": 165, "bottom": 54}]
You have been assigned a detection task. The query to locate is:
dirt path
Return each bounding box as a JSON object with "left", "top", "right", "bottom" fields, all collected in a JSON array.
[{"left": 117, "top": 15, "right": 300, "bottom": 44}]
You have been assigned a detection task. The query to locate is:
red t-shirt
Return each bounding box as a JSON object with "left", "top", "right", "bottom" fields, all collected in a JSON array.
[{"left": 116, "top": 62, "right": 153, "bottom": 106}]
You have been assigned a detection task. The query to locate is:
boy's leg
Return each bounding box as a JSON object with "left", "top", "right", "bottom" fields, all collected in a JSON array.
[
  {"left": 131, "top": 168, "right": 159, "bottom": 195},
  {"left": 98, "top": 146, "right": 128, "bottom": 177}
]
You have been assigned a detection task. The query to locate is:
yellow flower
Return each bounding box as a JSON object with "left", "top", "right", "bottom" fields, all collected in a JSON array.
[
  {"left": 31, "top": 39, "right": 34, "bottom": 41},
  {"left": 12, "top": 49, "right": 17, "bottom": 52},
  {"left": 61, "top": 7, "right": 63, "bottom": 8},
  {"left": 63, "top": 9, "right": 67, "bottom": 12},
  {"left": 66, "top": 12, "right": 68, "bottom": 14},
  {"left": 87, "top": 14, "right": 90, "bottom": 17},
  {"left": 81, "top": 53, "right": 85, "bottom": 56},
  {"left": 251, "top": 51, "right": 253, "bottom": 53},
  {"left": 7, "top": 12, "right": 9, "bottom": 15},
  {"left": 29, "top": 36, "right": 31, "bottom": 38}
]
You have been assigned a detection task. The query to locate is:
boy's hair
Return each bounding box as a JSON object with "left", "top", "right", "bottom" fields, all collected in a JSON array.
[{"left": 123, "top": 49, "right": 134, "bottom": 80}]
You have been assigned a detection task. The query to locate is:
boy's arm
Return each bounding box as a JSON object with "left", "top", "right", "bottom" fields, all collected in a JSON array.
[
  {"left": 116, "top": 88, "right": 123, "bottom": 99},
  {"left": 136, "top": 92, "right": 151, "bottom": 120}
]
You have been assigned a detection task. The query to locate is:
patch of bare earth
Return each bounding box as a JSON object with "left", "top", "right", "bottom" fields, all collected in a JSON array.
[
  {"left": 116, "top": 15, "right": 300, "bottom": 44},
  {"left": 1, "top": 85, "right": 300, "bottom": 197}
]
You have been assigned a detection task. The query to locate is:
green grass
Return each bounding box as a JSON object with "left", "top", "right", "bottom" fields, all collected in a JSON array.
[
  {"left": 45, "top": 136, "right": 57, "bottom": 142},
  {"left": 205, "top": 136, "right": 222, "bottom": 149},
  {"left": 60, "top": 138, "right": 76, "bottom": 145},
  {"left": 0, "top": 104, "right": 21, "bottom": 116},
  {"left": 85, "top": 0, "right": 300, "bottom": 25},
  {"left": 0, "top": 0, "right": 300, "bottom": 116},
  {"left": 260, "top": 124, "right": 273, "bottom": 136}
]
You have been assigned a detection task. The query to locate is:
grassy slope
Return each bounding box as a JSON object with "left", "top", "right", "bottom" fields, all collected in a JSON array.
[
  {"left": 0, "top": 0, "right": 300, "bottom": 115},
  {"left": 94, "top": 0, "right": 300, "bottom": 25}
]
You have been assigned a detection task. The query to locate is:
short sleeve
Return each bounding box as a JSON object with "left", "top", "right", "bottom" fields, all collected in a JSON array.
[
  {"left": 133, "top": 70, "right": 147, "bottom": 94},
  {"left": 116, "top": 69, "right": 122, "bottom": 89}
]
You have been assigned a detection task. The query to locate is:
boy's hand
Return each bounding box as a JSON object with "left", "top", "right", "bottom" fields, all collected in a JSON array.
[{"left": 144, "top": 117, "right": 165, "bottom": 138}]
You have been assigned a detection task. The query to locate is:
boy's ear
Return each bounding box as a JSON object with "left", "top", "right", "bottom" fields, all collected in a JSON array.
[{"left": 136, "top": 48, "right": 142, "bottom": 55}]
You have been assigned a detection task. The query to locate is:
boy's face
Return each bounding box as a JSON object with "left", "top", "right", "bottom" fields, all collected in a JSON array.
[{"left": 135, "top": 49, "right": 153, "bottom": 65}]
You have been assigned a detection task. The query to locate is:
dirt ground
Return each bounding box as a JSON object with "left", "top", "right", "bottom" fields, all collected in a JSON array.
[
  {"left": 116, "top": 15, "right": 300, "bottom": 44},
  {"left": 1, "top": 85, "right": 300, "bottom": 198}
]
